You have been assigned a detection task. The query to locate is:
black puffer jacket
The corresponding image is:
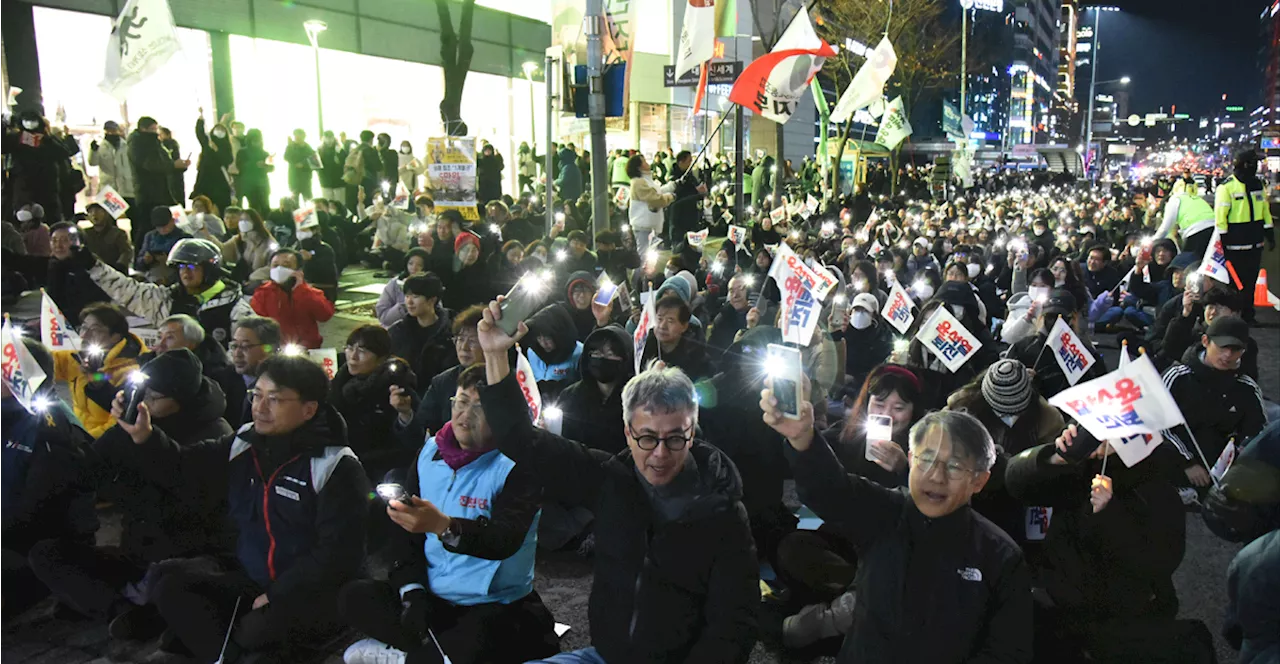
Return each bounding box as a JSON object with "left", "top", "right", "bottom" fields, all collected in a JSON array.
[
  {"left": 128, "top": 129, "right": 176, "bottom": 205},
  {"left": 558, "top": 326, "right": 633, "bottom": 455},
  {"left": 482, "top": 372, "right": 759, "bottom": 664},
  {"left": 330, "top": 357, "right": 418, "bottom": 482},
  {"left": 388, "top": 307, "right": 456, "bottom": 384}
]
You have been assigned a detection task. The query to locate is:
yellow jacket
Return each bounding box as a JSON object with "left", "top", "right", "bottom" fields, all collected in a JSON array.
[
  {"left": 1215, "top": 175, "right": 1273, "bottom": 246},
  {"left": 53, "top": 333, "right": 148, "bottom": 438}
]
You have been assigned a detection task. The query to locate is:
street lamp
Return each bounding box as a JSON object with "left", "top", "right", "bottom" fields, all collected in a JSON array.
[
  {"left": 1082, "top": 5, "right": 1120, "bottom": 179},
  {"left": 521, "top": 61, "right": 538, "bottom": 150},
  {"left": 304, "top": 20, "right": 328, "bottom": 135},
  {"left": 1119, "top": 75, "right": 1130, "bottom": 85}
]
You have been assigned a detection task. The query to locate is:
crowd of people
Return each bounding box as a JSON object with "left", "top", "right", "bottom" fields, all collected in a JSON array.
[{"left": 2, "top": 106, "right": 1279, "bottom": 664}]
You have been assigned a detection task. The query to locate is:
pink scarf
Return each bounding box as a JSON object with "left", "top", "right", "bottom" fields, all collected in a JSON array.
[{"left": 434, "top": 421, "right": 489, "bottom": 470}]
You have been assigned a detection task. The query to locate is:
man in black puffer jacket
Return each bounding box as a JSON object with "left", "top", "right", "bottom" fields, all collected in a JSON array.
[
  {"left": 479, "top": 300, "right": 760, "bottom": 664},
  {"left": 106, "top": 355, "right": 368, "bottom": 663}
]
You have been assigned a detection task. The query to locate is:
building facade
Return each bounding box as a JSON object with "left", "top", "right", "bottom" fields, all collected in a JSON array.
[{"left": 1006, "top": 0, "right": 1059, "bottom": 145}]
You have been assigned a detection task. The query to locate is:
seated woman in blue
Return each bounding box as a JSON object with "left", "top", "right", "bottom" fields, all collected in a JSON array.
[{"left": 523, "top": 304, "right": 584, "bottom": 403}]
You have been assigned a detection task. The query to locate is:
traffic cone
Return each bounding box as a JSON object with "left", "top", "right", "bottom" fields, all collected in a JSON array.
[{"left": 1256, "top": 269, "right": 1280, "bottom": 311}]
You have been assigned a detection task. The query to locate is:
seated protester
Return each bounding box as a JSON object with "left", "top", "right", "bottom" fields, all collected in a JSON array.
[
  {"left": 560, "top": 270, "right": 599, "bottom": 340},
  {"left": 1140, "top": 254, "right": 1197, "bottom": 359},
  {"left": 1081, "top": 244, "right": 1122, "bottom": 306},
  {"left": 849, "top": 260, "right": 889, "bottom": 309},
  {"left": 216, "top": 208, "right": 276, "bottom": 284},
  {"left": 1005, "top": 426, "right": 1201, "bottom": 663},
  {"left": 489, "top": 240, "right": 528, "bottom": 297},
  {"left": 31, "top": 349, "right": 234, "bottom": 640},
  {"left": 945, "top": 360, "right": 1066, "bottom": 551},
  {"left": 1004, "top": 289, "right": 1108, "bottom": 399},
  {"left": 332, "top": 325, "right": 418, "bottom": 484},
  {"left": 1160, "top": 315, "right": 1266, "bottom": 502},
  {"left": 559, "top": 326, "right": 634, "bottom": 456},
  {"left": 442, "top": 231, "right": 491, "bottom": 312},
  {"left": 388, "top": 273, "right": 456, "bottom": 382},
  {"left": 189, "top": 195, "right": 228, "bottom": 241},
  {"left": 524, "top": 304, "right": 583, "bottom": 401},
  {"left": 340, "top": 365, "right": 558, "bottom": 664},
  {"left": 707, "top": 273, "right": 752, "bottom": 355},
  {"left": 477, "top": 309, "right": 760, "bottom": 664},
  {"left": 704, "top": 248, "right": 734, "bottom": 308},
  {"left": 595, "top": 230, "right": 640, "bottom": 288},
  {"left": 3, "top": 338, "right": 96, "bottom": 620},
  {"left": 150, "top": 314, "right": 243, "bottom": 428},
  {"left": 376, "top": 248, "right": 434, "bottom": 328},
  {"left": 264, "top": 197, "right": 300, "bottom": 248},
  {"left": 559, "top": 230, "right": 598, "bottom": 277},
  {"left": 941, "top": 257, "right": 989, "bottom": 324},
  {"left": 364, "top": 196, "right": 412, "bottom": 271},
  {"left": 46, "top": 221, "right": 111, "bottom": 324},
  {"left": 497, "top": 204, "right": 543, "bottom": 248},
  {"left": 74, "top": 238, "right": 241, "bottom": 346},
  {"left": 135, "top": 207, "right": 193, "bottom": 284},
  {"left": 903, "top": 289, "right": 998, "bottom": 410},
  {"left": 1000, "top": 267, "right": 1054, "bottom": 346},
  {"left": 104, "top": 355, "right": 368, "bottom": 663},
  {"left": 821, "top": 364, "right": 925, "bottom": 490},
  {"left": 392, "top": 305, "right": 486, "bottom": 446},
  {"left": 1047, "top": 254, "right": 1092, "bottom": 319},
  {"left": 81, "top": 202, "right": 133, "bottom": 273},
  {"left": 1095, "top": 239, "right": 1171, "bottom": 332},
  {"left": 431, "top": 210, "right": 462, "bottom": 270},
  {"left": 763, "top": 404, "right": 1032, "bottom": 663},
  {"left": 296, "top": 222, "right": 339, "bottom": 302},
  {"left": 249, "top": 248, "right": 335, "bottom": 349},
  {"left": 1159, "top": 285, "right": 1258, "bottom": 380},
  {"left": 227, "top": 316, "right": 281, "bottom": 430},
  {"left": 639, "top": 293, "right": 715, "bottom": 382},
  {"left": 833, "top": 293, "right": 895, "bottom": 395},
  {"left": 52, "top": 303, "right": 148, "bottom": 438}
]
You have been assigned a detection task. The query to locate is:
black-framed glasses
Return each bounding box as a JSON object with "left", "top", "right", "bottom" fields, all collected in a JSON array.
[
  {"left": 449, "top": 396, "right": 483, "bottom": 416},
  {"left": 909, "top": 451, "right": 977, "bottom": 481},
  {"left": 248, "top": 389, "right": 302, "bottom": 408},
  {"left": 628, "top": 425, "right": 694, "bottom": 452},
  {"left": 228, "top": 342, "right": 267, "bottom": 352}
]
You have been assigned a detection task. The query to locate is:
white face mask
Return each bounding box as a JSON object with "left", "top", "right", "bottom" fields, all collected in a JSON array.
[
  {"left": 850, "top": 311, "right": 873, "bottom": 330},
  {"left": 296, "top": 229, "right": 314, "bottom": 241},
  {"left": 966, "top": 263, "right": 980, "bottom": 279},
  {"left": 238, "top": 220, "right": 254, "bottom": 234},
  {"left": 400, "top": 146, "right": 411, "bottom": 154},
  {"left": 998, "top": 413, "right": 1021, "bottom": 428},
  {"left": 664, "top": 268, "right": 677, "bottom": 279},
  {"left": 212, "top": 129, "right": 227, "bottom": 139},
  {"left": 21, "top": 120, "right": 39, "bottom": 130},
  {"left": 270, "top": 266, "right": 296, "bottom": 284},
  {"left": 1027, "top": 285, "right": 1050, "bottom": 303}
]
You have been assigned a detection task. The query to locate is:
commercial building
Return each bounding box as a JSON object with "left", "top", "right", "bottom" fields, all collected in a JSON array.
[
  {"left": 1006, "top": 0, "right": 1059, "bottom": 145},
  {"left": 1054, "top": 0, "right": 1078, "bottom": 140}
]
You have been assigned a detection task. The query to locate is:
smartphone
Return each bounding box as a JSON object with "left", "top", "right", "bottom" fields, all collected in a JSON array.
[
  {"left": 1137, "top": 242, "right": 1152, "bottom": 263},
  {"left": 865, "top": 414, "right": 894, "bottom": 461},
  {"left": 593, "top": 279, "right": 619, "bottom": 307},
  {"left": 1060, "top": 424, "right": 1103, "bottom": 463},
  {"left": 766, "top": 343, "right": 804, "bottom": 420},
  {"left": 376, "top": 483, "right": 410, "bottom": 504},
  {"left": 122, "top": 375, "right": 147, "bottom": 425},
  {"left": 498, "top": 273, "right": 547, "bottom": 336}
]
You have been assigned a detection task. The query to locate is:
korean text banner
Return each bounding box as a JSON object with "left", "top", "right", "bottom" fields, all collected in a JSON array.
[
  {"left": 1049, "top": 354, "right": 1186, "bottom": 441},
  {"left": 881, "top": 281, "right": 915, "bottom": 335},
  {"left": 1046, "top": 317, "right": 1095, "bottom": 387},
  {"left": 914, "top": 306, "right": 982, "bottom": 373},
  {"left": 426, "top": 137, "right": 479, "bottom": 221}
]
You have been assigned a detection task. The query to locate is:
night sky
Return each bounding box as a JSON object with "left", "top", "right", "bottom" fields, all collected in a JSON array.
[{"left": 1086, "top": 0, "right": 1268, "bottom": 118}]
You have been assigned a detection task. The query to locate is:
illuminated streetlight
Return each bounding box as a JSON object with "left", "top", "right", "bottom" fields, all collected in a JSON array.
[{"left": 304, "top": 20, "right": 328, "bottom": 135}]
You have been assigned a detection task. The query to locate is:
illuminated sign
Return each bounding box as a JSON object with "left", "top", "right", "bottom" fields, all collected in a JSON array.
[
  {"left": 1262, "top": 137, "right": 1280, "bottom": 150},
  {"left": 959, "top": 0, "right": 1004, "bottom": 10},
  {"left": 1076, "top": 42, "right": 1091, "bottom": 53},
  {"left": 1077, "top": 27, "right": 1094, "bottom": 39},
  {"left": 1221, "top": 122, "right": 1237, "bottom": 129},
  {"left": 1226, "top": 106, "right": 1245, "bottom": 112}
]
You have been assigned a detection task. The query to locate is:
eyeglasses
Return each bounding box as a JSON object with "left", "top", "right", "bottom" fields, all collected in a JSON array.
[
  {"left": 345, "top": 344, "right": 374, "bottom": 356},
  {"left": 453, "top": 334, "right": 479, "bottom": 348},
  {"left": 628, "top": 425, "right": 694, "bottom": 451},
  {"left": 910, "top": 451, "right": 977, "bottom": 481},
  {"left": 228, "top": 342, "right": 267, "bottom": 352},
  {"left": 248, "top": 389, "right": 302, "bottom": 408},
  {"left": 80, "top": 324, "right": 109, "bottom": 336},
  {"left": 449, "top": 396, "right": 483, "bottom": 416}
]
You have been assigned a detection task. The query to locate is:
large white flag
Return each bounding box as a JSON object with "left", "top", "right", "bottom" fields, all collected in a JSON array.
[
  {"left": 2, "top": 318, "right": 48, "bottom": 414},
  {"left": 674, "top": 0, "right": 717, "bottom": 79},
  {"left": 1105, "top": 345, "right": 1164, "bottom": 468},
  {"left": 40, "top": 290, "right": 81, "bottom": 351},
  {"left": 876, "top": 96, "right": 912, "bottom": 150},
  {"left": 768, "top": 243, "right": 838, "bottom": 345},
  {"left": 101, "top": 0, "right": 182, "bottom": 100},
  {"left": 728, "top": 5, "right": 835, "bottom": 124},
  {"left": 1045, "top": 317, "right": 1094, "bottom": 388},
  {"left": 1198, "top": 227, "right": 1231, "bottom": 284},
  {"left": 1049, "top": 353, "right": 1185, "bottom": 442},
  {"left": 830, "top": 36, "right": 897, "bottom": 124}
]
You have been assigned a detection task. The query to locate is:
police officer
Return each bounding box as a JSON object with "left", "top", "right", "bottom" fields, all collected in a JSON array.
[
  {"left": 1215, "top": 150, "right": 1276, "bottom": 323},
  {"left": 1156, "top": 178, "right": 1216, "bottom": 258}
]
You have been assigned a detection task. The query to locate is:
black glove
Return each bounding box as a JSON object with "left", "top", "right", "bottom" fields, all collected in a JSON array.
[
  {"left": 68, "top": 245, "right": 98, "bottom": 271},
  {"left": 400, "top": 588, "right": 431, "bottom": 638},
  {"left": 90, "top": 140, "right": 99, "bottom": 151},
  {"left": 1056, "top": 424, "right": 1103, "bottom": 464}
]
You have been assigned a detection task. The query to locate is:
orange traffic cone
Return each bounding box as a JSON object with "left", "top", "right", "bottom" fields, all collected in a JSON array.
[{"left": 1256, "top": 269, "right": 1279, "bottom": 310}]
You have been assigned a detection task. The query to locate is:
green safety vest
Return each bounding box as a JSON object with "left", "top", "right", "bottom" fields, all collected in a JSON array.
[
  {"left": 1214, "top": 175, "right": 1274, "bottom": 249},
  {"left": 1173, "top": 193, "right": 1215, "bottom": 239}
]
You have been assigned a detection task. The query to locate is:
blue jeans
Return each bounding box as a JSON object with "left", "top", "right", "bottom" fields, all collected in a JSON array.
[
  {"left": 527, "top": 647, "right": 607, "bottom": 664},
  {"left": 1097, "top": 295, "right": 1153, "bottom": 328}
]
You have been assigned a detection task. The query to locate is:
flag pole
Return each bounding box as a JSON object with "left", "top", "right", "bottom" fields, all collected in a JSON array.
[
  {"left": 1182, "top": 427, "right": 1223, "bottom": 491},
  {"left": 681, "top": 107, "right": 734, "bottom": 183}
]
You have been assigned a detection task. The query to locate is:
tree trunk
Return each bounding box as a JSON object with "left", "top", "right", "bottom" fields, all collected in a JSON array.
[
  {"left": 436, "top": 0, "right": 476, "bottom": 137},
  {"left": 773, "top": 129, "right": 784, "bottom": 206},
  {"left": 831, "top": 121, "right": 852, "bottom": 199}
]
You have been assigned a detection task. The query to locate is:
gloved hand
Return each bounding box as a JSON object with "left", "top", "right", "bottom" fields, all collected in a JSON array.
[
  {"left": 1053, "top": 423, "right": 1103, "bottom": 464},
  {"left": 68, "top": 245, "right": 98, "bottom": 271},
  {"left": 400, "top": 588, "right": 431, "bottom": 638}
]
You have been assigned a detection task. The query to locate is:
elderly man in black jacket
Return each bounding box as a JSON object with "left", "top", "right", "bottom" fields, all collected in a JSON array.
[
  {"left": 761, "top": 396, "right": 1032, "bottom": 664},
  {"left": 105, "top": 355, "right": 368, "bottom": 662},
  {"left": 478, "top": 297, "right": 759, "bottom": 664},
  {"left": 129, "top": 116, "right": 186, "bottom": 240}
]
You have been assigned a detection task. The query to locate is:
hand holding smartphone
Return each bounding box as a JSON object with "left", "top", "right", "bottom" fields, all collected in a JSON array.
[
  {"left": 499, "top": 273, "right": 547, "bottom": 336},
  {"left": 766, "top": 344, "right": 804, "bottom": 420},
  {"left": 376, "top": 483, "right": 411, "bottom": 505}
]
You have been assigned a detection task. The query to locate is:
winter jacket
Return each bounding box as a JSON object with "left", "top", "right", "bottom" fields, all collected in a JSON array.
[
  {"left": 1160, "top": 346, "right": 1267, "bottom": 473},
  {"left": 283, "top": 140, "right": 316, "bottom": 193},
  {"left": 1006, "top": 330, "right": 1108, "bottom": 400},
  {"left": 597, "top": 247, "right": 641, "bottom": 288},
  {"left": 221, "top": 230, "right": 275, "bottom": 283},
  {"left": 193, "top": 118, "right": 234, "bottom": 208},
  {"left": 838, "top": 321, "right": 895, "bottom": 387},
  {"left": 88, "top": 136, "right": 135, "bottom": 197},
  {"left": 53, "top": 333, "right": 148, "bottom": 438},
  {"left": 628, "top": 175, "right": 674, "bottom": 232},
  {"left": 1159, "top": 308, "right": 1259, "bottom": 380},
  {"left": 80, "top": 223, "right": 133, "bottom": 273},
  {"left": 249, "top": 278, "right": 335, "bottom": 349},
  {"left": 128, "top": 404, "right": 368, "bottom": 599},
  {"left": 638, "top": 333, "right": 714, "bottom": 382},
  {"left": 1203, "top": 421, "right": 1280, "bottom": 543},
  {"left": 2, "top": 121, "right": 72, "bottom": 219},
  {"left": 330, "top": 358, "right": 419, "bottom": 482},
  {"left": 787, "top": 431, "right": 1032, "bottom": 664},
  {"left": 525, "top": 305, "right": 583, "bottom": 397},
  {"left": 134, "top": 227, "right": 192, "bottom": 271},
  {"left": 87, "top": 258, "right": 241, "bottom": 345},
  {"left": 317, "top": 141, "right": 348, "bottom": 189},
  {"left": 373, "top": 212, "right": 412, "bottom": 253},
  {"left": 387, "top": 308, "right": 456, "bottom": 383},
  {"left": 94, "top": 376, "right": 235, "bottom": 560},
  {"left": 480, "top": 371, "right": 759, "bottom": 664},
  {"left": 234, "top": 145, "right": 273, "bottom": 200},
  {"left": 1006, "top": 443, "right": 1184, "bottom": 622},
  {"left": 477, "top": 151, "right": 504, "bottom": 203},
  {"left": 1224, "top": 530, "right": 1280, "bottom": 664},
  {"left": 555, "top": 147, "right": 583, "bottom": 200},
  {"left": 128, "top": 129, "right": 176, "bottom": 206},
  {"left": 1081, "top": 264, "right": 1122, "bottom": 298},
  {"left": 46, "top": 256, "right": 111, "bottom": 324},
  {"left": 708, "top": 304, "right": 750, "bottom": 355},
  {"left": 441, "top": 260, "right": 491, "bottom": 312},
  {"left": 558, "top": 326, "right": 634, "bottom": 456},
  {"left": 1, "top": 397, "right": 97, "bottom": 553},
  {"left": 375, "top": 277, "right": 410, "bottom": 328}
]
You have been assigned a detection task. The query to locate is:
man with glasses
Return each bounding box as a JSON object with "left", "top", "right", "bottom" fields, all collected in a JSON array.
[
  {"left": 477, "top": 297, "right": 759, "bottom": 664},
  {"left": 339, "top": 365, "right": 558, "bottom": 664},
  {"left": 759, "top": 394, "right": 1032, "bottom": 663},
  {"left": 106, "top": 354, "right": 368, "bottom": 663},
  {"left": 392, "top": 304, "right": 486, "bottom": 444},
  {"left": 227, "top": 316, "right": 281, "bottom": 429}
]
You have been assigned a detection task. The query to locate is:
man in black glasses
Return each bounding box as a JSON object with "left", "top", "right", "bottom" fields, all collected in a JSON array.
[
  {"left": 227, "top": 316, "right": 281, "bottom": 429},
  {"left": 476, "top": 297, "right": 759, "bottom": 664}
]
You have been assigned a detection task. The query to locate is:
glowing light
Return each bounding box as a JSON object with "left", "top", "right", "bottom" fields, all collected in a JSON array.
[
  {"left": 268, "top": 242, "right": 279, "bottom": 252},
  {"left": 489, "top": 223, "right": 500, "bottom": 234},
  {"left": 646, "top": 249, "right": 660, "bottom": 265},
  {"left": 554, "top": 212, "right": 565, "bottom": 223},
  {"left": 789, "top": 231, "right": 800, "bottom": 240},
  {"left": 893, "top": 339, "right": 910, "bottom": 354},
  {"left": 833, "top": 293, "right": 847, "bottom": 307},
  {"left": 743, "top": 274, "right": 758, "bottom": 288},
  {"left": 543, "top": 405, "right": 563, "bottom": 420},
  {"left": 128, "top": 371, "right": 148, "bottom": 385},
  {"left": 712, "top": 261, "right": 725, "bottom": 275},
  {"left": 84, "top": 344, "right": 104, "bottom": 357},
  {"left": 621, "top": 224, "right": 630, "bottom": 232},
  {"left": 32, "top": 396, "right": 53, "bottom": 412},
  {"left": 281, "top": 343, "right": 306, "bottom": 357},
  {"left": 555, "top": 249, "right": 567, "bottom": 262},
  {"left": 763, "top": 354, "right": 784, "bottom": 377}
]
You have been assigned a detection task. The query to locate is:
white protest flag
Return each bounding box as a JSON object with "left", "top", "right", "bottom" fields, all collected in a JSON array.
[
  {"left": 293, "top": 205, "right": 319, "bottom": 229},
  {"left": 674, "top": 0, "right": 716, "bottom": 80},
  {"left": 307, "top": 348, "right": 338, "bottom": 380},
  {"left": 768, "top": 242, "right": 838, "bottom": 301},
  {"left": 728, "top": 224, "right": 748, "bottom": 250},
  {"left": 514, "top": 348, "right": 544, "bottom": 426},
  {"left": 1, "top": 317, "right": 48, "bottom": 413},
  {"left": 1045, "top": 317, "right": 1095, "bottom": 387},
  {"left": 769, "top": 205, "right": 788, "bottom": 225},
  {"left": 171, "top": 205, "right": 199, "bottom": 235},
  {"left": 95, "top": 185, "right": 131, "bottom": 219},
  {"left": 392, "top": 182, "right": 411, "bottom": 210},
  {"left": 1103, "top": 344, "right": 1164, "bottom": 468},
  {"left": 686, "top": 229, "right": 709, "bottom": 249},
  {"left": 633, "top": 293, "right": 656, "bottom": 374},
  {"left": 728, "top": 5, "right": 835, "bottom": 124},
  {"left": 1198, "top": 227, "right": 1231, "bottom": 284},
  {"left": 40, "top": 290, "right": 81, "bottom": 351},
  {"left": 101, "top": 0, "right": 182, "bottom": 100},
  {"left": 1049, "top": 353, "right": 1185, "bottom": 442},
  {"left": 768, "top": 243, "right": 836, "bottom": 345},
  {"left": 914, "top": 306, "right": 983, "bottom": 373},
  {"left": 867, "top": 96, "right": 887, "bottom": 119},
  {"left": 830, "top": 36, "right": 897, "bottom": 124},
  {"left": 805, "top": 193, "right": 820, "bottom": 217},
  {"left": 877, "top": 96, "right": 912, "bottom": 150},
  {"left": 881, "top": 280, "right": 916, "bottom": 335}
]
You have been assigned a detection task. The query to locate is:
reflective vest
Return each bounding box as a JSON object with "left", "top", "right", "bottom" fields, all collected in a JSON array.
[
  {"left": 1215, "top": 176, "right": 1273, "bottom": 250},
  {"left": 1173, "top": 193, "right": 1215, "bottom": 240}
]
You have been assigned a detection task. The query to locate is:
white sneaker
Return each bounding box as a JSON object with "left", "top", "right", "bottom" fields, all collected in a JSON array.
[{"left": 343, "top": 638, "right": 408, "bottom": 664}]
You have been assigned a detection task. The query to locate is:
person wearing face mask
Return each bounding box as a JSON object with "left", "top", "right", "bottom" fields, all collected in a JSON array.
[
  {"left": 89, "top": 121, "right": 136, "bottom": 207},
  {"left": 282, "top": 128, "right": 317, "bottom": 200},
  {"left": 135, "top": 207, "right": 193, "bottom": 284},
  {"left": 219, "top": 207, "right": 276, "bottom": 283},
  {"left": 192, "top": 111, "right": 235, "bottom": 212},
  {"left": 1001, "top": 268, "right": 1054, "bottom": 345},
  {"left": 188, "top": 195, "right": 227, "bottom": 240},
  {"left": 129, "top": 117, "right": 187, "bottom": 240},
  {"left": 903, "top": 289, "right": 998, "bottom": 410},
  {"left": 248, "top": 248, "right": 335, "bottom": 349},
  {"left": 832, "top": 293, "right": 895, "bottom": 393},
  {"left": 317, "top": 131, "right": 348, "bottom": 203},
  {"left": 627, "top": 154, "right": 677, "bottom": 251},
  {"left": 292, "top": 222, "right": 338, "bottom": 301},
  {"left": 396, "top": 141, "right": 422, "bottom": 199},
  {"left": 5, "top": 112, "right": 73, "bottom": 223}
]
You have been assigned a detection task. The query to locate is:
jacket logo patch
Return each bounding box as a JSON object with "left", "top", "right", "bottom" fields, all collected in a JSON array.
[
  {"left": 5, "top": 440, "right": 33, "bottom": 454},
  {"left": 274, "top": 485, "right": 301, "bottom": 501},
  {"left": 458, "top": 495, "right": 491, "bottom": 510},
  {"left": 957, "top": 567, "right": 982, "bottom": 582},
  {"left": 281, "top": 475, "right": 308, "bottom": 487}
]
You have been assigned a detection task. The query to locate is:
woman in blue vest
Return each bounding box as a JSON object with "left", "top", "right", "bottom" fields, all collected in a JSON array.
[
  {"left": 339, "top": 365, "right": 558, "bottom": 664},
  {"left": 523, "top": 304, "right": 583, "bottom": 403}
]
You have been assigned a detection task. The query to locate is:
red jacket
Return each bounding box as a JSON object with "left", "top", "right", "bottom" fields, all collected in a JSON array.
[{"left": 250, "top": 279, "right": 335, "bottom": 349}]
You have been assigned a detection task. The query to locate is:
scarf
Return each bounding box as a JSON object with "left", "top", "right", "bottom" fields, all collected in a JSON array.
[{"left": 434, "top": 421, "right": 489, "bottom": 470}]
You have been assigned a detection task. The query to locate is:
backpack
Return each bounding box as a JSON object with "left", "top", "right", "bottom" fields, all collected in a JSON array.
[{"left": 342, "top": 147, "right": 364, "bottom": 186}]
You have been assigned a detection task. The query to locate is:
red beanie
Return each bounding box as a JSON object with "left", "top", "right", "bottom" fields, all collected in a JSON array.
[{"left": 454, "top": 232, "right": 480, "bottom": 254}]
